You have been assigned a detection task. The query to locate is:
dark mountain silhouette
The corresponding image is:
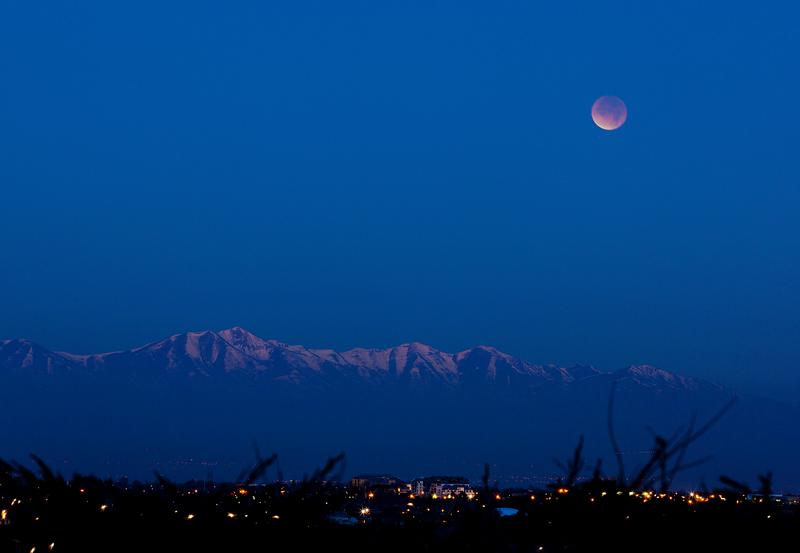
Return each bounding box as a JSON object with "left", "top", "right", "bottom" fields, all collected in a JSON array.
[{"left": 1, "top": 327, "right": 797, "bottom": 489}]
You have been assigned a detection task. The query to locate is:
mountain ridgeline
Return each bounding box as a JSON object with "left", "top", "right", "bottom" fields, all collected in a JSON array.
[
  {"left": 1, "top": 327, "right": 797, "bottom": 488},
  {"left": 0, "top": 326, "right": 714, "bottom": 392}
]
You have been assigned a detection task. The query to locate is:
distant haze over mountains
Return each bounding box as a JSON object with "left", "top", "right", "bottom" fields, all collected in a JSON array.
[{"left": 1, "top": 328, "right": 798, "bottom": 489}]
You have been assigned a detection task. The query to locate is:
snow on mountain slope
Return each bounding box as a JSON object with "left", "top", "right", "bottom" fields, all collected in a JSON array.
[
  {"left": 613, "top": 364, "right": 721, "bottom": 393},
  {"left": 0, "top": 339, "right": 76, "bottom": 375},
  {"left": 218, "top": 326, "right": 335, "bottom": 377},
  {"left": 340, "top": 342, "right": 459, "bottom": 381},
  {"left": 0, "top": 328, "right": 712, "bottom": 392}
]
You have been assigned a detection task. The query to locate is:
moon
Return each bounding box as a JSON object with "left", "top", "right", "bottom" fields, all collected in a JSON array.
[{"left": 591, "top": 96, "right": 627, "bottom": 131}]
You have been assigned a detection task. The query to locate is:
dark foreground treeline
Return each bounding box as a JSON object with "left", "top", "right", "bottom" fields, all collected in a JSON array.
[
  {"left": 2, "top": 390, "right": 798, "bottom": 552},
  {"left": 0, "top": 452, "right": 797, "bottom": 553}
]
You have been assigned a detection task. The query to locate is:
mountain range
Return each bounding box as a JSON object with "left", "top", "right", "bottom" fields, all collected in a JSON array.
[
  {"left": 0, "top": 326, "right": 716, "bottom": 392},
  {"left": 1, "top": 327, "right": 797, "bottom": 489}
]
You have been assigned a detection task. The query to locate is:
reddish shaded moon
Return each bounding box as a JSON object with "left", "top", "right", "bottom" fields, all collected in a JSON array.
[{"left": 591, "top": 96, "right": 627, "bottom": 131}]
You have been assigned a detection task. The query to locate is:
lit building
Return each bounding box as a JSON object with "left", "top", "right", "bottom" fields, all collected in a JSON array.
[{"left": 431, "top": 482, "right": 474, "bottom": 498}]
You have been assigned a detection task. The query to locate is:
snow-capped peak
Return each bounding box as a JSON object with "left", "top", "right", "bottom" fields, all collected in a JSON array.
[{"left": 0, "top": 330, "right": 716, "bottom": 393}]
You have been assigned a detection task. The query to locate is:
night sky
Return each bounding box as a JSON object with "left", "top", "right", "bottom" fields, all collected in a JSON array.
[{"left": 1, "top": 1, "right": 798, "bottom": 400}]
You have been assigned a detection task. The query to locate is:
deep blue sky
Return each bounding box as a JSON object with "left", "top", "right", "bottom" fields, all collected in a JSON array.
[{"left": 1, "top": 1, "right": 798, "bottom": 399}]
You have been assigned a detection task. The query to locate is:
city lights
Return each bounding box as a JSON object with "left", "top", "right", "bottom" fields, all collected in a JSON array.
[{"left": 0, "top": 467, "right": 794, "bottom": 550}]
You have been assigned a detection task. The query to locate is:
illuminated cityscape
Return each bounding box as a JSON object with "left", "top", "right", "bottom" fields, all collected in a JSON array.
[{"left": 1, "top": 456, "right": 798, "bottom": 551}]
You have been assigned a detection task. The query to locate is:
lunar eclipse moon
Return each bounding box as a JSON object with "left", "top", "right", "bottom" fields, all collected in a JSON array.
[{"left": 591, "top": 95, "right": 627, "bottom": 130}]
